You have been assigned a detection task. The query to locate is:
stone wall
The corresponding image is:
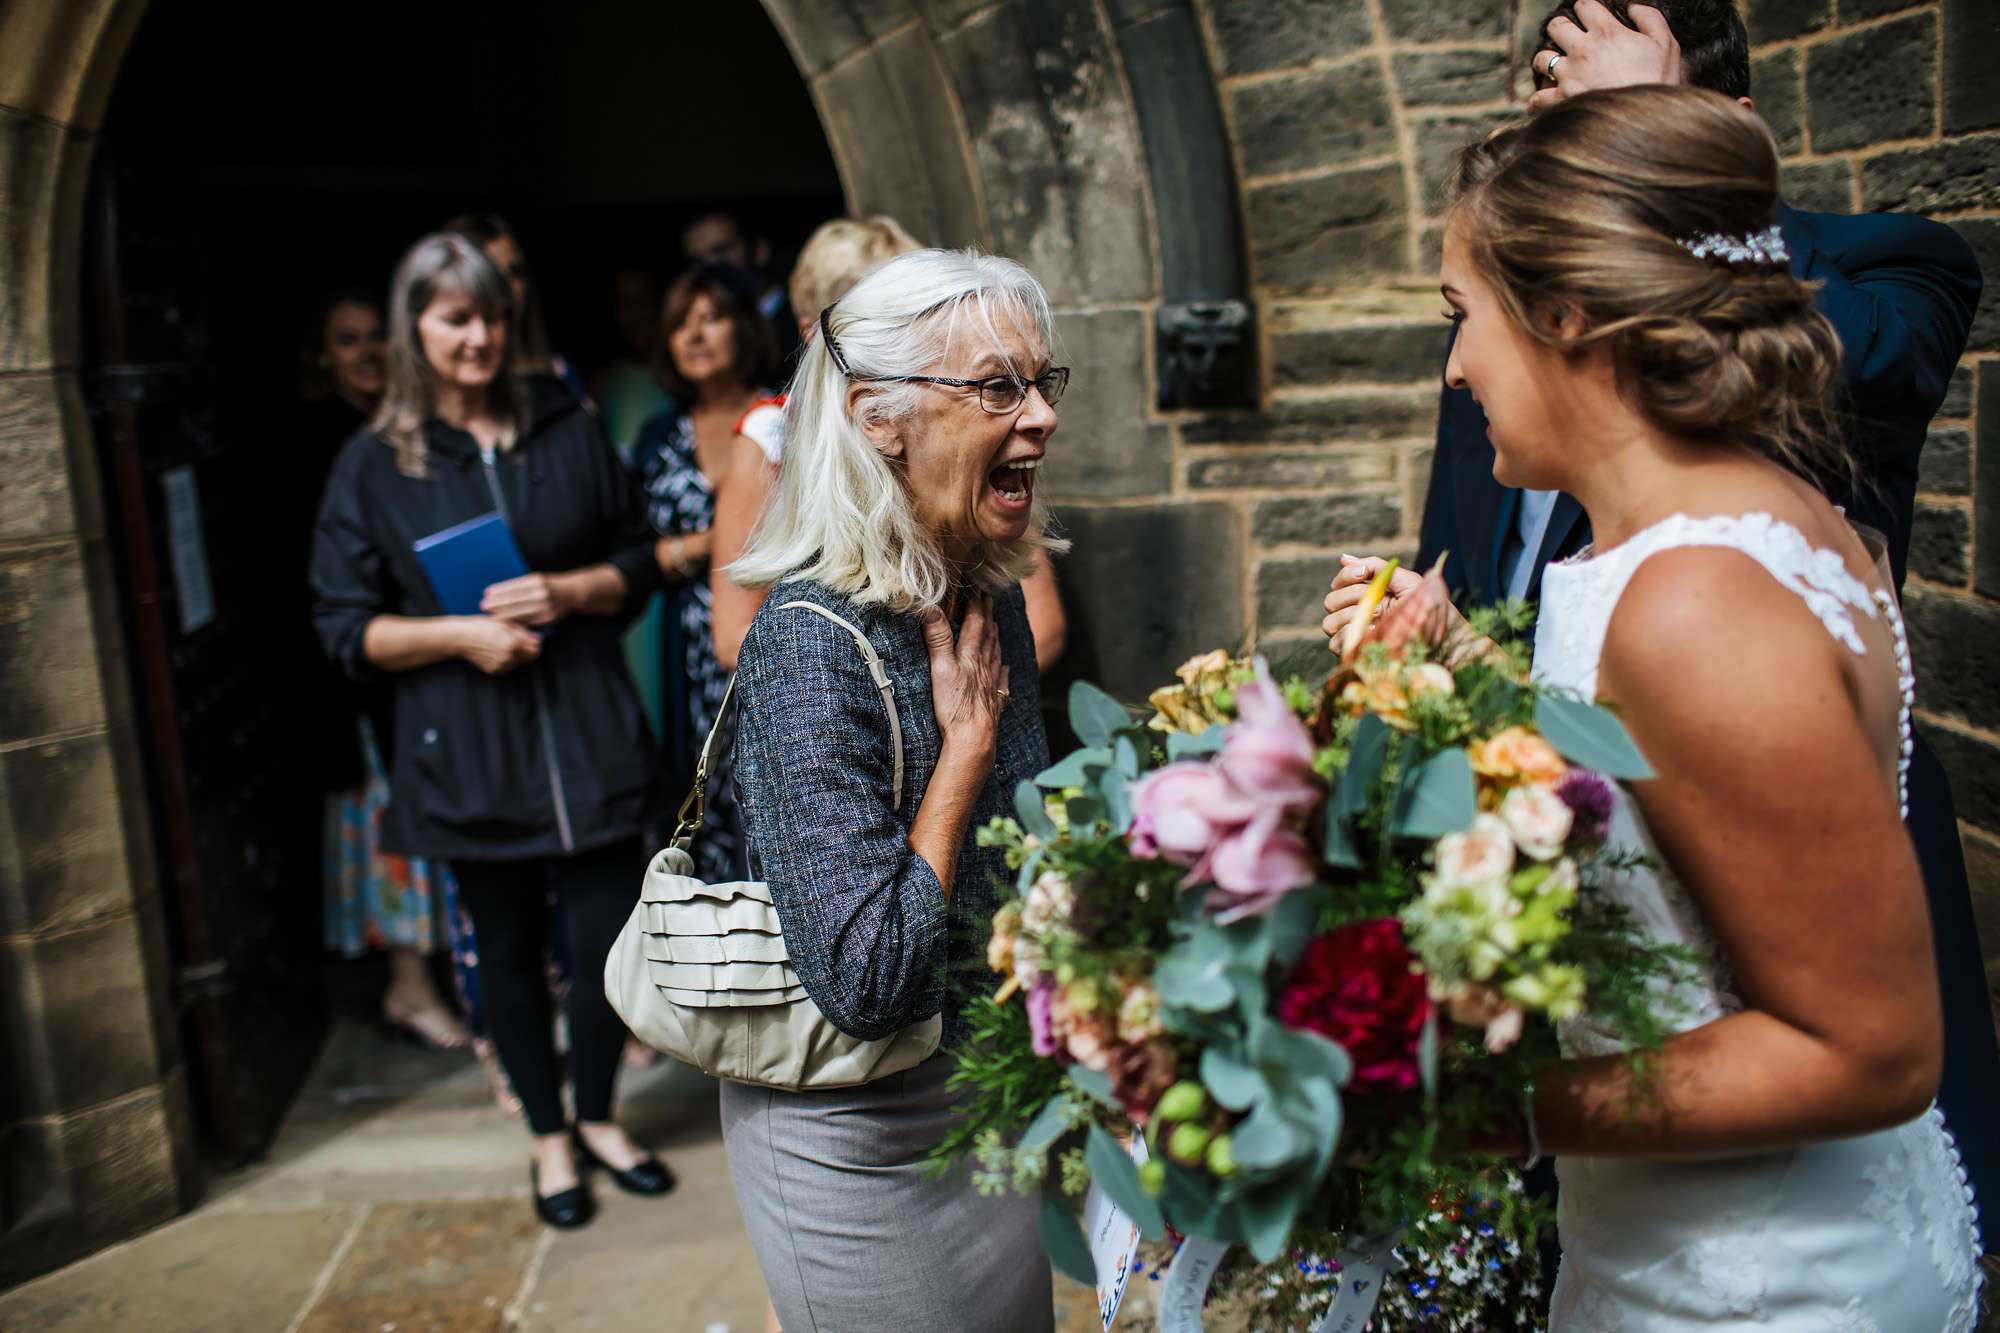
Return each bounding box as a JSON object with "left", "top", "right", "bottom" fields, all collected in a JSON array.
[{"left": 1188, "top": 0, "right": 2000, "bottom": 1010}]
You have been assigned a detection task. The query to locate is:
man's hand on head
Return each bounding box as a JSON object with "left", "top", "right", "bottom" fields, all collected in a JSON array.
[{"left": 1527, "top": 0, "right": 1681, "bottom": 113}]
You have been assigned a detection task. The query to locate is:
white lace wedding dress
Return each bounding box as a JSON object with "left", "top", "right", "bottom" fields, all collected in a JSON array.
[{"left": 1532, "top": 512, "right": 1984, "bottom": 1332}]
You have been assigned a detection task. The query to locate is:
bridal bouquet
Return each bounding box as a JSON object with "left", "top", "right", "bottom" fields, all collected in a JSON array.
[{"left": 938, "top": 565, "right": 1696, "bottom": 1330}]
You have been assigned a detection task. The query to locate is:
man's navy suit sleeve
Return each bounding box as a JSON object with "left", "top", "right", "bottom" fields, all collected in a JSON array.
[{"left": 1786, "top": 207, "right": 1981, "bottom": 429}]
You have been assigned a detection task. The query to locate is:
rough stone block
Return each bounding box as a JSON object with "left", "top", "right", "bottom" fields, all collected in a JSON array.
[
  {"left": 814, "top": 24, "right": 988, "bottom": 251},
  {"left": 1908, "top": 503, "right": 1970, "bottom": 586},
  {"left": 1253, "top": 491, "right": 1402, "bottom": 547},
  {"left": 0, "top": 0, "right": 135, "bottom": 128},
  {"left": 1257, "top": 545, "right": 1418, "bottom": 632},
  {"left": 1247, "top": 164, "right": 1408, "bottom": 291},
  {"left": 1381, "top": 0, "right": 1510, "bottom": 42},
  {"left": 1779, "top": 160, "right": 1855, "bottom": 214},
  {"left": 1904, "top": 588, "right": 2000, "bottom": 730},
  {"left": 1963, "top": 833, "right": 2000, "bottom": 992},
  {"left": 761, "top": 0, "right": 915, "bottom": 76},
  {"left": 1920, "top": 427, "right": 1971, "bottom": 496},
  {"left": 1041, "top": 309, "right": 1167, "bottom": 500},
  {"left": 1943, "top": 0, "right": 2000, "bottom": 133},
  {"left": 1393, "top": 49, "right": 1511, "bottom": 108},
  {"left": 1200, "top": 0, "right": 1372, "bottom": 75},
  {"left": 1978, "top": 362, "right": 2000, "bottom": 597},
  {"left": 1184, "top": 448, "right": 1396, "bottom": 490},
  {"left": 1747, "top": 0, "right": 1830, "bottom": 42},
  {"left": 1049, "top": 503, "right": 1243, "bottom": 704},
  {"left": 1861, "top": 139, "right": 2000, "bottom": 214},
  {"left": 1180, "top": 391, "right": 1435, "bottom": 446},
  {"left": 1952, "top": 222, "right": 2000, "bottom": 354},
  {"left": 940, "top": 3, "right": 1152, "bottom": 305},
  {"left": 1921, "top": 722, "right": 2000, "bottom": 831},
  {"left": 0, "top": 729, "right": 141, "bottom": 937},
  {"left": 0, "top": 110, "right": 66, "bottom": 372},
  {"left": 1941, "top": 363, "right": 1974, "bottom": 419},
  {"left": 1270, "top": 321, "right": 1449, "bottom": 388},
  {"left": 0, "top": 540, "right": 110, "bottom": 745},
  {"left": 1807, "top": 12, "right": 1936, "bottom": 152},
  {"left": 1404, "top": 442, "right": 1436, "bottom": 519},
  {"left": 1753, "top": 51, "right": 1802, "bottom": 155},
  {"left": 0, "top": 370, "right": 76, "bottom": 544},
  {"left": 916, "top": 0, "right": 991, "bottom": 31},
  {"left": 0, "top": 912, "right": 166, "bottom": 1117},
  {"left": 1228, "top": 62, "right": 1395, "bottom": 180},
  {"left": 0, "top": 1119, "right": 65, "bottom": 1285},
  {"left": 1842, "top": 0, "right": 1923, "bottom": 15},
  {"left": 1415, "top": 111, "right": 1522, "bottom": 214}
]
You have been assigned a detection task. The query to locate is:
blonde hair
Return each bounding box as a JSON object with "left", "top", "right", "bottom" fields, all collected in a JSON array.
[
  {"left": 1451, "top": 85, "right": 1852, "bottom": 494},
  {"left": 787, "top": 216, "right": 923, "bottom": 322},
  {"left": 374, "top": 233, "right": 525, "bottom": 478},
  {"left": 731, "top": 248, "right": 1069, "bottom": 611}
]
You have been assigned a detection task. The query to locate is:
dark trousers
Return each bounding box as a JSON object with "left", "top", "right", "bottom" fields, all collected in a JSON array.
[{"left": 453, "top": 837, "right": 643, "bottom": 1136}]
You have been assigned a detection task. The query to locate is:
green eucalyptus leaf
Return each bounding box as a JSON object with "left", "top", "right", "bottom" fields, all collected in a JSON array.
[
  {"left": 1067, "top": 1065, "right": 1121, "bottom": 1108},
  {"left": 1225, "top": 966, "right": 1268, "bottom": 1023},
  {"left": 1166, "top": 725, "right": 1226, "bottom": 760},
  {"left": 1239, "top": 1178, "right": 1311, "bottom": 1263},
  {"left": 1070, "top": 681, "right": 1133, "bottom": 748},
  {"left": 1159, "top": 1161, "right": 1236, "bottom": 1241},
  {"left": 1536, "top": 692, "right": 1655, "bottom": 780},
  {"left": 1200, "top": 1045, "right": 1269, "bottom": 1112},
  {"left": 1231, "top": 1103, "right": 1308, "bottom": 1175},
  {"left": 1020, "top": 1094, "right": 1074, "bottom": 1151},
  {"left": 1391, "top": 747, "right": 1477, "bottom": 839},
  {"left": 1113, "top": 735, "right": 1141, "bottom": 780},
  {"left": 1266, "top": 889, "right": 1325, "bottom": 970},
  {"left": 1065, "top": 794, "right": 1105, "bottom": 828},
  {"left": 1086, "top": 1125, "right": 1166, "bottom": 1240},
  {"left": 1324, "top": 803, "right": 1362, "bottom": 871},
  {"left": 1297, "top": 1076, "right": 1344, "bottom": 1181},
  {"left": 1035, "top": 747, "right": 1111, "bottom": 789},
  {"left": 1038, "top": 1194, "right": 1097, "bottom": 1285},
  {"left": 1154, "top": 953, "right": 1234, "bottom": 1012},
  {"left": 1013, "top": 780, "right": 1058, "bottom": 840},
  {"left": 1334, "top": 714, "right": 1391, "bottom": 818},
  {"left": 1418, "top": 1008, "right": 1440, "bottom": 1101},
  {"left": 1253, "top": 1022, "right": 1352, "bottom": 1093},
  {"left": 1099, "top": 769, "right": 1134, "bottom": 835},
  {"left": 1014, "top": 847, "right": 1045, "bottom": 896}
]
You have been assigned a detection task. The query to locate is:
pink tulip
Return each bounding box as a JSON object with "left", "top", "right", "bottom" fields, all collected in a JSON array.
[
  {"left": 1217, "top": 666, "right": 1320, "bottom": 812},
  {"left": 1129, "top": 762, "right": 1252, "bottom": 863},
  {"left": 1202, "top": 809, "right": 1317, "bottom": 922}
]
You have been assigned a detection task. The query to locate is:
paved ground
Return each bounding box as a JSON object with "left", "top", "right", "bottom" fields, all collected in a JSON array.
[{"left": 0, "top": 1019, "right": 1122, "bottom": 1332}]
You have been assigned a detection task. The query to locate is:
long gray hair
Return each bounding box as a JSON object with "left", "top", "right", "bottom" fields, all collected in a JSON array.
[
  {"left": 374, "top": 233, "right": 525, "bottom": 478},
  {"left": 729, "top": 248, "right": 1068, "bottom": 611}
]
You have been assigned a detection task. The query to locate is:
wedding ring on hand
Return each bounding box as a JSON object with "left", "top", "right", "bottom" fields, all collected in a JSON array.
[
  {"left": 1544, "top": 52, "right": 1564, "bottom": 80},
  {"left": 994, "top": 687, "right": 1011, "bottom": 705}
]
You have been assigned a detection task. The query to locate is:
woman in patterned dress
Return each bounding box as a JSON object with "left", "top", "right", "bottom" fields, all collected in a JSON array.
[{"left": 633, "top": 261, "right": 776, "bottom": 881}]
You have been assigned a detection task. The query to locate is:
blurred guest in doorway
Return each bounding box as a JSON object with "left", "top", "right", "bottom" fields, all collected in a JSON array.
[
  {"left": 296, "top": 290, "right": 470, "bottom": 1051},
  {"left": 633, "top": 261, "right": 776, "bottom": 882},
  {"left": 589, "top": 263, "right": 677, "bottom": 746},
  {"left": 444, "top": 212, "right": 592, "bottom": 408},
  {"left": 682, "top": 210, "right": 800, "bottom": 369},
  {"left": 710, "top": 218, "right": 1067, "bottom": 676},
  {"left": 313, "top": 232, "right": 672, "bottom": 1229}
]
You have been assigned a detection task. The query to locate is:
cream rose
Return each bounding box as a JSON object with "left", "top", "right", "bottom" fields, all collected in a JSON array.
[
  {"left": 1500, "top": 784, "right": 1574, "bottom": 861},
  {"left": 1434, "top": 812, "right": 1517, "bottom": 885},
  {"left": 1022, "top": 870, "right": 1075, "bottom": 935}
]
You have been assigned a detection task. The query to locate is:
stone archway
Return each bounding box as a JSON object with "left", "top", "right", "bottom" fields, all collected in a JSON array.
[{"left": 0, "top": 0, "right": 1253, "bottom": 1283}]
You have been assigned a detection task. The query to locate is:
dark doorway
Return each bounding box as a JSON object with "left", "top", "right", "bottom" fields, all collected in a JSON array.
[{"left": 84, "top": 0, "right": 841, "bottom": 1166}]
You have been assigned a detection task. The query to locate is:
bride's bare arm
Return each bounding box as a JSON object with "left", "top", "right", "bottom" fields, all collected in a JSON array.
[{"left": 1526, "top": 546, "right": 1938, "bottom": 1159}]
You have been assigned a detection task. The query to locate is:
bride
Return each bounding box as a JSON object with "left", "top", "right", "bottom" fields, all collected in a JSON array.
[{"left": 1414, "top": 84, "right": 1982, "bottom": 1328}]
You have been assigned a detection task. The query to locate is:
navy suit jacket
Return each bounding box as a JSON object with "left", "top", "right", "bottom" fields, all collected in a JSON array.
[
  {"left": 1416, "top": 203, "right": 1982, "bottom": 599},
  {"left": 1412, "top": 203, "right": 1995, "bottom": 1249}
]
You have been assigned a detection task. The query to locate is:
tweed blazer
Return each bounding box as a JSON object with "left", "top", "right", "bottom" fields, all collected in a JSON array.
[{"left": 732, "top": 577, "right": 1048, "bottom": 1048}]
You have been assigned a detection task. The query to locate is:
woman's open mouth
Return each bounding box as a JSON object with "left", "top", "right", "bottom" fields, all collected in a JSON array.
[{"left": 988, "top": 457, "right": 1040, "bottom": 509}]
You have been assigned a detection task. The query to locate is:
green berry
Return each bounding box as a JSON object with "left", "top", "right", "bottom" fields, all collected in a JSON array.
[
  {"left": 1137, "top": 1158, "right": 1167, "bottom": 1196},
  {"left": 1168, "top": 1123, "right": 1212, "bottom": 1165},
  {"left": 1156, "top": 1081, "right": 1208, "bottom": 1122},
  {"left": 1205, "top": 1133, "right": 1236, "bottom": 1178}
]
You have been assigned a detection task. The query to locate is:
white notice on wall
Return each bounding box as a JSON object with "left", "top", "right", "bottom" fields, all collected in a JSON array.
[{"left": 161, "top": 465, "right": 216, "bottom": 634}]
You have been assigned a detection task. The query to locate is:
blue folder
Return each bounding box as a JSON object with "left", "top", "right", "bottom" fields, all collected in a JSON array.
[{"left": 413, "top": 512, "right": 530, "bottom": 616}]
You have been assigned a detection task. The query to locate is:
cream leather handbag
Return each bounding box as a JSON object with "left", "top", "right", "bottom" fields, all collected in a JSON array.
[{"left": 604, "top": 601, "right": 942, "bottom": 1090}]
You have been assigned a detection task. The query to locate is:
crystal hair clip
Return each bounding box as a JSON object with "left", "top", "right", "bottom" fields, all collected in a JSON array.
[{"left": 1676, "top": 225, "right": 1789, "bottom": 267}]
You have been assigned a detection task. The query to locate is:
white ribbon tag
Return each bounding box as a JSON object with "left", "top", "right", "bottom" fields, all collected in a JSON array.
[
  {"left": 1155, "top": 1236, "right": 1231, "bottom": 1332},
  {"left": 1084, "top": 1138, "right": 1148, "bottom": 1330},
  {"left": 1308, "top": 1233, "right": 1402, "bottom": 1333}
]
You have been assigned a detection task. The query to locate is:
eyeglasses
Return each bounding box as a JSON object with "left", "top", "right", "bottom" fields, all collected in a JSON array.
[{"left": 820, "top": 307, "right": 1070, "bottom": 414}]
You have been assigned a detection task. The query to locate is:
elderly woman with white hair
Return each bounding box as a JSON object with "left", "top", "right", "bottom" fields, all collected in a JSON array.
[{"left": 723, "top": 249, "right": 1067, "bottom": 1332}]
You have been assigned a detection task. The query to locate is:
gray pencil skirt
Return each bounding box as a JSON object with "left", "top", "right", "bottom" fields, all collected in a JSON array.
[{"left": 719, "top": 1054, "right": 1055, "bottom": 1333}]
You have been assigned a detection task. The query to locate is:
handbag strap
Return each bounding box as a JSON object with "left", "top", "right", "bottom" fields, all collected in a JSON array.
[{"left": 670, "top": 599, "right": 905, "bottom": 852}]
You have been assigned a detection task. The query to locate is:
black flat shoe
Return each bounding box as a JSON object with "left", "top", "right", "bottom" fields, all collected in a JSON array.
[
  {"left": 530, "top": 1162, "right": 595, "bottom": 1229},
  {"left": 571, "top": 1126, "right": 677, "bottom": 1197}
]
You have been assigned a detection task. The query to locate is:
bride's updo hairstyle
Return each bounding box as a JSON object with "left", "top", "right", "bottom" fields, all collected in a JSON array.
[{"left": 1450, "top": 84, "right": 1852, "bottom": 493}]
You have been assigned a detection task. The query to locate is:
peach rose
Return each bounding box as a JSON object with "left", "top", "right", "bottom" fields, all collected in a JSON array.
[
  {"left": 1500, "top": 784, "right": 1574, "bottom": 861},
  {"left": 1469, "top": 726, "right": 1568, "bottom": 787},
  {"left": 1433, "top": 812, "right": 1517, "bottom": 886}
]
